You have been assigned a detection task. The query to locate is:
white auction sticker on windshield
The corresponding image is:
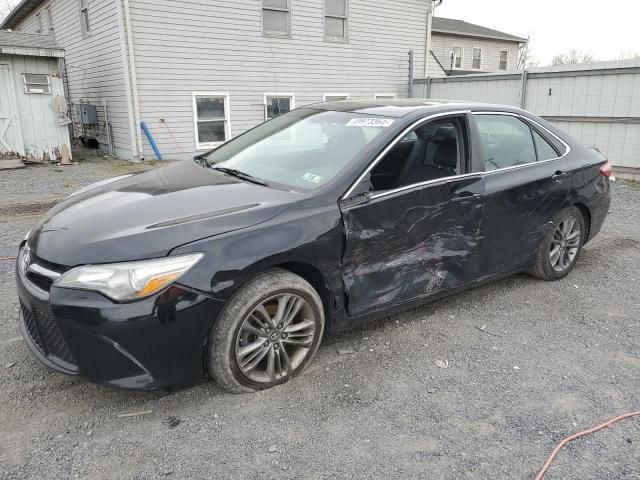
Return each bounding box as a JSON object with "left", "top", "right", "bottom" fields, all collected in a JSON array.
[
  {"left": 346, "top": 118, "right": 395, "bottom": 128},
  {"left": 302, "top": 173, "right": 324, "bottom": 184}
]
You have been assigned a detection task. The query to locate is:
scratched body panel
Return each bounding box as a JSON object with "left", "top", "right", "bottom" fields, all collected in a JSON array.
[{"left": 341, "top": 176, "right": 484, "bottom": 316}]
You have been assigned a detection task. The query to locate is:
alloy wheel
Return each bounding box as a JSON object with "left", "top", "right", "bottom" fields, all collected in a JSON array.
[
  {"left": 235, "top": 293, "right": 316, "bottom": 384},
  {"left": 550, "top": 215, "right": 581, "bottom": 272}
]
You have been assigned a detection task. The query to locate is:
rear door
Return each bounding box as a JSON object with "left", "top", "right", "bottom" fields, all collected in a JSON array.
[
  {"left": 339, "top": 114, "right": 485, "bottom": 316},
  {"left": 471, "top": 112, "right": 572, "bottom": 276}
]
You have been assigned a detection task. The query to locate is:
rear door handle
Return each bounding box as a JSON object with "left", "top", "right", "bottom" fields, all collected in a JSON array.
[
  {"left": 552, "top": 171, "right": 569, "bottom": 182},
  {"left": 451, "top": 193, "right": 482, "bottom": 203}
]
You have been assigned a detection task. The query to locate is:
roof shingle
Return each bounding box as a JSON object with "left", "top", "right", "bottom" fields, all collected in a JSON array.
[
  {"left": 432, "top": 17, "right": 526, "bottom": 43},
  {"left": 0, "top": 30, "right": 63, "bottom": 51}
]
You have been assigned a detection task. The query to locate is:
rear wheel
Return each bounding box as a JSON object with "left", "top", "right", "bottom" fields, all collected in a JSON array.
[
  {"left": 528, "top": 206, "right": 586, "bottom": 281},
  {"left": 208, "top": 269, "right": 325, "bottom": 393}
]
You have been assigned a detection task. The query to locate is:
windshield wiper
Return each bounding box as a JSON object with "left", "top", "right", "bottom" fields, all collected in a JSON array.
[{"left": 211, "top": 167, "right": 269, "bottom": 187}]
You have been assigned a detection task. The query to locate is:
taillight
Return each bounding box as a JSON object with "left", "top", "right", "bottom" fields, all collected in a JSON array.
[{"left": 599, "top": 162, "right": 612, "bottom": 178}]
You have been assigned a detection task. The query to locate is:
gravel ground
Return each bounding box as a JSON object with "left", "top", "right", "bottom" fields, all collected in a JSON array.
[{"left": 0, "top": 180, "right": 639, "bottom": 479}]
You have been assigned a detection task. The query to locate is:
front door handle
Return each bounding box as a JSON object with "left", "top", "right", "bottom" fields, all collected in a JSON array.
[{"left": 552, "top": 171, "right": 569, "bottom": 182}]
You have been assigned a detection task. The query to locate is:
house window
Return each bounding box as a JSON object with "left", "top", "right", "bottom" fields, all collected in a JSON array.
[
  {"left": 323, "top": 93, "right": 349, "bottom": 101},
  {"left": 325, "top": 0, "right": 348, "bottom": 41},
  {"left": 499, "top": 50, "right": 509, "bottom": 70},
  {"left": 472, "top": 47, "right": 483, "bottom": 69},
  {"left": 46, "top": 6, "right": 54, "bottom": 33},
  {"left": 452, "top": 46, "right": 463, "bottom": 69},
  {"left": 264, "top": 93, "right": 295, "bottom": 120},
  {"left": 192, "top": 93, "right": 230, "bottom": 149},
  {"left": 35, "top": 13, "right": 43, "bottom": 33},
  {"left": 375, "top": 94, "right": 397, "bottom": 99},
  {"left": 79, "top": 0, "right": 90, "bottom": 36},
  {"left": 23, "top": 74, "right": 51, "bottom": 94},
  {"left": 262, "top": 0, "right": 290, "bottom": 36}
]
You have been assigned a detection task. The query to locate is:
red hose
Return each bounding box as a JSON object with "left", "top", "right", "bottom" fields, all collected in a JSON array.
[{"left": 536, "top": 411, "right": 640, "bottom": 479}]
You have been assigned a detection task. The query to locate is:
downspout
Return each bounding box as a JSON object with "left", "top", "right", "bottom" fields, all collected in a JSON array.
[
  {"left": 115, "top": 0, "right": 138, "bottom": 160},
  {"left": 118, "top": 0, "right": 144, "bottom": 161}
]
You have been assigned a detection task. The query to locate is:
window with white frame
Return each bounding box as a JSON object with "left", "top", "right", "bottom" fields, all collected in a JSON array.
[
  {"left": 193, "top": 93, "right": 230, "bottom": 149},
  {"left": 472, "top": 47, "right": 483, "bottom": 69},
  {"left": 499, "top": 50, "right": 509, "bottom": 70},
  {"left": 23, "top": 74, "right": 51, "bottom": 94},
  {"left": 452, "top": 46, "right": 463, "bottom": 69},
  {"left": 323, "top": 93, "right": 349, "bottom": 101},
  {"left": 35, "top": 12, "right": 43, "bottom": 33},
  {"left": 262, "top": 0, "right": 290, "bottom": 36},
  {"left": 79, "top": 0, "right": 90, "bottom": 36},
  {"left": 375, "top": 94, "right": 397, "bottom": 99},
  {"left": 325, "top": 0, "right": 348, "bottom": 41},
  {"left": 264, "top": 93, "right": 295, "bottom": 120},
  {"left": 46, "top": 6, "right": 54, "bottom": 33}
]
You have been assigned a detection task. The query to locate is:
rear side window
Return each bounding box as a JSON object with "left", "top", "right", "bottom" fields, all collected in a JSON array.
[{"left": 475, "top": 114, "right": 558, "bottom": 171}]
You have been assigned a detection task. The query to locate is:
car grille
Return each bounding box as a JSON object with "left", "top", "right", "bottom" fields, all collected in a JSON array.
[{"left": 21, "top": 301, "right": 77, "bottom": 367}]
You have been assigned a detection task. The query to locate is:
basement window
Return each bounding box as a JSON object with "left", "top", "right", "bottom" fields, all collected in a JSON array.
[
  {"left": 193, "top": 93, "right": 230, "bottom": 149},
  {"left": 325, "top": 0, "right": 348, "bottom": 42},
  {"left": 262, "top": 0, "right": 290, "bottom": 37},
  {"left": 323, "top": 93, "right": 350, "bottom": 102},
  {"left": 264, "top": 93, "right": 295, "bottom": 120},
  {"left": 23, "top": 74, "right": 51, "bottom": 94}
]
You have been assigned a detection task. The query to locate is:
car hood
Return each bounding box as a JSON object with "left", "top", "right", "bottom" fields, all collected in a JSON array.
[{"left": 28, "top": 160, "right": 299, "bottom": 266}]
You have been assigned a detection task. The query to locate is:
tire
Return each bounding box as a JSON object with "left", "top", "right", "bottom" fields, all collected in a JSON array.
[
  {"left": 208, "top": 269, "right": 325, "bottom": 394},
  {"left": 528, "top": 206, "right": 586, "bottom": 281}
]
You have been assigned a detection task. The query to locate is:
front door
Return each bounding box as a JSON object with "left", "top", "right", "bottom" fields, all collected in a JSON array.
[
  {"left": 471, "top": 113, "right": 572, "bottom": 276},
  {"left": 0, "top": 64, "right": 24, "bottom": 158},
  {"left": 340, "top": 114, "right": 484, "bottom": 316}
]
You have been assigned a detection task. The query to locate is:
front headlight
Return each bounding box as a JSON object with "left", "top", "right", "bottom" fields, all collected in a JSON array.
[{"left": 54, "top": 253, "right": 204, "bottom": 301}]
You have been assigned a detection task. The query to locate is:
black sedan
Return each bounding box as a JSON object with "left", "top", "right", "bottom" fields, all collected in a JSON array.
[{"left": 16, "top": 100, "right": 611, "bottom": 393}]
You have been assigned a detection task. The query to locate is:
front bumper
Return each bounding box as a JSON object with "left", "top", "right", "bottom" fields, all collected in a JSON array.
[{"left": 16, "top": 248, "right": 225, "bottom": 391}]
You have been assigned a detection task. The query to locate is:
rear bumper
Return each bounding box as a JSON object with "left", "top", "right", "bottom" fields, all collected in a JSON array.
[
  {"left": 586, "top": 183, "right": 611, "bottom": 243},
  {"left": 16, "top": 249, "right": 225, "bottom": 391}
]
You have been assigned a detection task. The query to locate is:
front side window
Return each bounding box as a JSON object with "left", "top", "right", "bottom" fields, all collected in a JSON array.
[
  {"left": 369, "top": 118, "right": 463, "bottom": 192},
  {"left": 201, "top": 109, "right": 393, "bottom": 190},
  {"left": 193, "top": 93, "right": 230, "bottom": 149},
  {"left": 472, "top": 47, "right": 482, "bottom": 69},
  {"left": 263, "top": 0, "right": 290, "bottom": 36},
  {"left": 325, "top": 0, "right": 348, "bottom": 41},
  {"left": 79, "top": 0, "right": 90, "bottom": 36},
  {"left": 452, "top": 46, "right": 463, "bottom": 69},
  {"left": 23, "top": 73, "right": 51, "bottom": 94},
  {"left": 499, "top": 50, "right": 508, "bottom": 70},
  {"left": 264, "top": 94, "right": 294, "bottom": 120},
  {"left": 475, "top": 114, "right": 544, "bottom": 171}
]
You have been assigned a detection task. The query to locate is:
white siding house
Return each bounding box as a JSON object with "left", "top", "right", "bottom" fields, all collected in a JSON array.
[
  {"left": 0, "top": 30, "right": 71, "bottom": 162},
  {"left": 3, "top": 0, "right": 430, "bottom": 161}
]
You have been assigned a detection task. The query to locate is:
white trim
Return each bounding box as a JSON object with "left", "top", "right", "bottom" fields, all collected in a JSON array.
[
  {"left": 323, "top": 92, "right": 350, "bottom": 101},
  {"left": 374, "top": 93, "right": 397, "bottom": 99},
  {"left": 263, "top": 92, "right": 296, "bottom": 121},
  {"left": 192, "top": 92, "right": 231, "bottom": 150},
  {"left": 499, "top": 49, "right": 509, "bottom": 71},
  {"left": 451, "top": 45, "right": 463, "bottom": 69},
  {"left": 122, "top": 0, "right": 143, "bottom": 160},
  {"left": 472, "top": 47, "right": 483, "bottom": 70}
]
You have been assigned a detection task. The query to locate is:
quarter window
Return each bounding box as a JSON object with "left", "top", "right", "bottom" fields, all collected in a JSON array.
[
  {"left": 499, "top": 50, "right": 508, "bottom": 70},
  {"left": 262, "top": 0, "right": 290, "bottom": 36},
  {"left": 79, "top": 0, "right": 90, "bottom": 36},
  {"left": 452, "top": 46, "right": 463, "bottom": 69},
  {"left": 264, "top": 94, "right": 295, "bottom": 120},
  {"left": 532, "top": 129, "right": 559, "bottom": 161},
  {"left": 193, "top": 93, "right": 230, "bottom": 149},
  {"left": 325, "top": 0, "right": 348, "bottom": 41},
  {"left": 23, "top": 74, "right": 51, "bottom": 94},
  {"left": 472, "top": 48, "right": 482, "bottom": 69}
]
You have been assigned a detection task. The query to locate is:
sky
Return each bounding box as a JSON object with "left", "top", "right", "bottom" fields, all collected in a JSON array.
[{"left": 435, "top": 0, "right": 640, "bottom": 65}]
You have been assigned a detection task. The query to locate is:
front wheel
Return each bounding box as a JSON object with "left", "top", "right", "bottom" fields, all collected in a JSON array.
[
  {"left": 528, "top": 206, "right": 586, "bottom": 281},
  {"left": 208, "top": 269, "right": 325, "bottom": 393}
]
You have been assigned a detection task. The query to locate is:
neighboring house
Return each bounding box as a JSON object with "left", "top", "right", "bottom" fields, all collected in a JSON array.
[
  {"left": 428, "top": 17, "right": 526, "bottom": 77},
  {"left": 0, "top": 30, "right": 71, "bottom": 165},
  {"left": 1, "top": 0, "right": 432, "bottom": 161}
]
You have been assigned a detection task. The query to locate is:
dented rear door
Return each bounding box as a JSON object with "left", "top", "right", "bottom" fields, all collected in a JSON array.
[{"left": 340, "top": 175, "right": 484, "bottom": 317}]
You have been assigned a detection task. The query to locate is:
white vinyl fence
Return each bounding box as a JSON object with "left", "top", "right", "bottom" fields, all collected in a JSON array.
[{"left": 414, "top": 59, "right": 640, "bottom": 174}]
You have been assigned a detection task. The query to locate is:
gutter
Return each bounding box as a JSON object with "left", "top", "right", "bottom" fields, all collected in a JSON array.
[{"left": 115, "top": 0, "right": 144, "bottom": 161}]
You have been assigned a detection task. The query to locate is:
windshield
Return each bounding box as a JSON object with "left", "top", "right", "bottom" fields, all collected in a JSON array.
[{"left": 200, "top": 109, "right": 396, "bottom": 190}]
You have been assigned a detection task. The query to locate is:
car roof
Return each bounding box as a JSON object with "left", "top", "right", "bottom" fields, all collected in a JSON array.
[{"left": 309, "top": 99, "right": 518, "bottom": 118}]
